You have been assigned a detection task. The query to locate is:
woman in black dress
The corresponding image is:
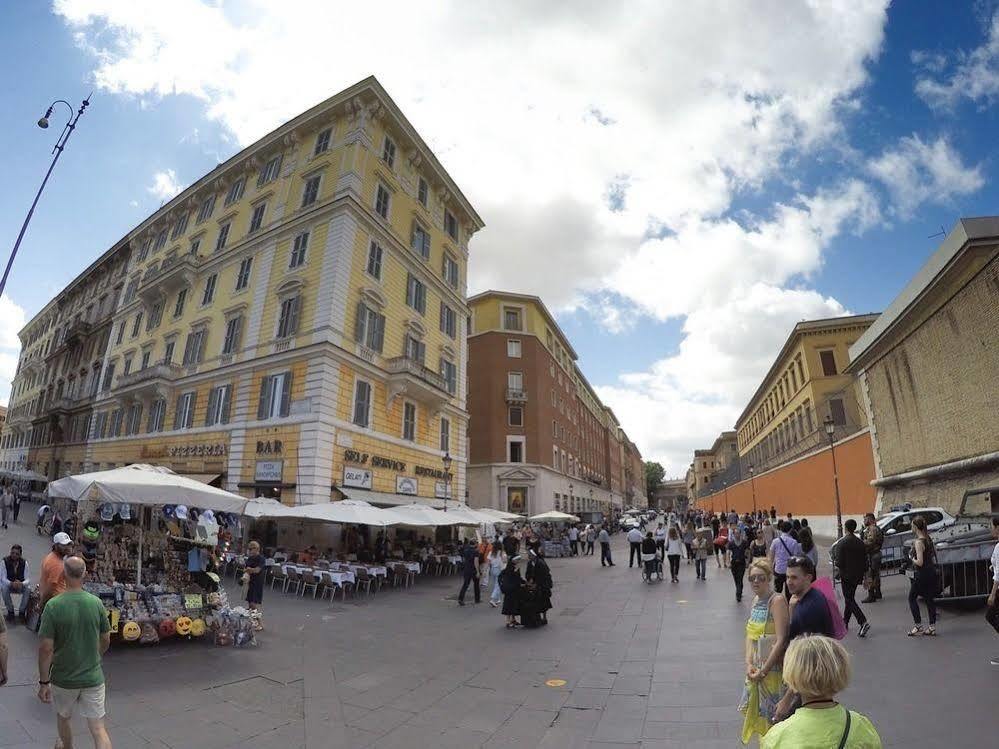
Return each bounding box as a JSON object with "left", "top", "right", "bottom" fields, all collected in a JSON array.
[
  {"left": 244, "top": 540, "right": 266, "bottom": 631},
  {"left": 499, "top": 556, "right": 524, "bottom": 628},
  {"left": 526, "top": 548, "right": 553, "bottom": 626}
]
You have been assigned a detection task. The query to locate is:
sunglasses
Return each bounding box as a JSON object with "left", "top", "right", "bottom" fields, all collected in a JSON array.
[{"left": 748, "top": 574, "right": 768, "bottom": 583}]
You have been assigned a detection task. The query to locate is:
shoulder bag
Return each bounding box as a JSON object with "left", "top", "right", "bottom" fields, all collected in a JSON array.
[{"left": 837, "top": 707, "right": 852, "bottom": 749}]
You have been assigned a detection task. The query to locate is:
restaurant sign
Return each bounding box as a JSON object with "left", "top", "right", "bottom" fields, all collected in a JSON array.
[
  {"left": 434, "top": 481, "right": 452, "bottom": 499},
  {"left": 396, "top": 476, "right": 418, "bottom": 495},
  {"left": 142, "top": 443, "right": 227, "bottom": 459},
  {"left": 343, "top": 466, "right": 372, "bottom": 490},
  {"left": 254, "top": 460, "right": 283, "bottom": 482}
]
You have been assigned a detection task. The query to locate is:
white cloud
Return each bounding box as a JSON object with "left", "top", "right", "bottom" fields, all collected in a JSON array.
[
  {"left": 0, "top": 295, "right": 27, "bottom": 407},
  {"left": 51, "top": 1, "right": 983, "bottom": 469},
  {"left": 146, "top": 168, "right": 182, "bottom": 201},
  {"left": 914, "top": 11, "right": 999, "bottom": 110},
  {"left": 867, "top": 135, "right": 984, "bottom": 217}
]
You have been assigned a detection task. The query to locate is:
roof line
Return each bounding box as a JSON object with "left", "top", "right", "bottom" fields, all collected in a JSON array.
[{"left": 467, "top": 289, "right": 579, "bottom": 359}]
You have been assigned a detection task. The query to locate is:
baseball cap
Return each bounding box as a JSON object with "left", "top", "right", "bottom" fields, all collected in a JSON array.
[{"left": 53, "top": 532, "right": 73, "bottom": 545}]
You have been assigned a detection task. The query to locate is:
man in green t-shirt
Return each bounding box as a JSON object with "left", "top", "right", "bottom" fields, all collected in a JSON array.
[{"left": 37, "top": 555, "right": 112, "bottom": 749}]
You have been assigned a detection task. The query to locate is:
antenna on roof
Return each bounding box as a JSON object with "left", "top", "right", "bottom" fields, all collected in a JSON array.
[{"left": 927, "top": 225, "right": 945, "bottom": 240}]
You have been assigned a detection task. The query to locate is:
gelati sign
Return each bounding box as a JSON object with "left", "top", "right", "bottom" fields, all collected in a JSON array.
[{"left": 343, "top": 466, "right": 372, "bottom": 489}]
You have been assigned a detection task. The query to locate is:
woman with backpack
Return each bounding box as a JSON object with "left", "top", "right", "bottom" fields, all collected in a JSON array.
[
  {"left": 906, "top": 515, "right": 938, "bottom": 637},
  {"left": 760, "top": 635, "right": 882, "bottom": 747}
]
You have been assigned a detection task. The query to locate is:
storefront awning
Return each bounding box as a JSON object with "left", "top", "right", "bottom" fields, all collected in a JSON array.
[
  {"left": 338, "top": 487, "right": 447, "bottom": 510},
  {"left": 179, "top": 473, "right": 222, "bottom": 486}
]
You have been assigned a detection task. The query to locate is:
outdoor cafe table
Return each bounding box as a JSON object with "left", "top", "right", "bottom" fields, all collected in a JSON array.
[
  {"left": 347, "top": 563, "right": 387, "bottom": 578},
  {"left": 281, "top": 564, "right": 356, "bottom": 585}
]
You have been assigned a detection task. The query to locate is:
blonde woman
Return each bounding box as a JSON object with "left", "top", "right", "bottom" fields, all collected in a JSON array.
[
  {"left": 739, "top": 559, "right": 789, "bottom": 744},
  {"left": 761, "top": 635, "right": 882, "bottom": 747}
]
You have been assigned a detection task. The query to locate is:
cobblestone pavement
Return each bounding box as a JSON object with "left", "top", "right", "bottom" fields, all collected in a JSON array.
[{"left": 1, "top": 516, "right": 996, "bottom": 748}]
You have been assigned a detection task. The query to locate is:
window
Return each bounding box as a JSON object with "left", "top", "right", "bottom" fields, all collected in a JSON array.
[
  {"left": 125, "top": 403, "right": 143, "bottom": 435},
  {"left": 196, "top": 194, "right": 216, "bottom": 223},
  {"left": 444, "top": 210, "right": 458, "bottom": 241},
  {"left": 214, "top": 222, "right": 231, "bottom": 253},
  {"left": 411, "top": 223, "right": 431, "bottom": 259},
  {"left": 439, "top": 302, "right": 456, "bottom": 338},
  {"left": 108, "top": 408, "right": 124, "bottom": 437},
  {"left": 366, "top": 241, "right": 383, "bottom": 279},
  {"left": 147, "top": 302, "right": 163, "bottom": 331},
  {"left": 301, "top": 175, "right": 320, "bottom": 207},
  {"left": 171, "top": 212, "right": 190, "bottom": 239},
  {"left": 442, "top": 254, "right": 459, "bottom": 288},
  {"left": 93, "top": 412, "right": 108, "bottom": 439},
  {"left": 147, "top": 398, "right": 166, "bottom": 433},
  {"left": 235, "top": 257, "right": 253, "bottom": 291},
  {"left": 509, "top": 406, "right": 524, "bottom": 427},
  {"left": 131, "top": 312, "right": 143, "bottom": 338},
  {"left": 137, "top": 239, "right": 151, "bottom": 262},
  {"left": 503, "top": 307, "right": 522, "bottom": 331},
  {"left": 352, "top": 379, "right": 372, "bottom": 427},
  {"left": 829, "top": 398, "right": 847, "bottom": 426},
  {"left": 173, "top": 288, "right": 188, "bottom": 318},
  {"left": 508, "top": 371, "right": 523, "bottom": 390},
  {"left": 508, "top": 439, "right": 524, "bottom": 463},
  {"left": 277, "top": 296, "right": 301, "bottom": 338},
  {"left": 205, "top": 384, "right": 231, "bottom": 426},
  {"left": 404, "top": 335, "right": 426, "bottom": 364},
  {"left": 354, "top": 303, "right": 385, "bottom": 352},
  {"left": 202, "top": 273, "right": 218, "bottom": 306},
  {"left": 314, "top": 128, "right": 331, "bottom": 155},
  {"left": 182, "top": 328, "right": 206, "bottom": 365},
  {"left": 189, "top": 238, "right": 201, "bottom": 256},
  {"left": 375, "top": 184, "right": 390, "bottom": 219},
  {"left": 440, "top": 358, "right": 457, "bottom": 394},
  {"left": 290, "top": 231, "right": 309, "bottom": 268},
  {"left": 164, "top": 340, "right": 176, "bottom": 365},
  {"left": 507, "top": 339, "right": 522, "bottom": 358},
  {"left": 222, "top": 315, "right": 243, "bottom": 355},
  {"left": 124, "top": 278, "right": 139, "bottom": 304},
  {"left": 153, "top": 229, "right": 168, "bottom": 252},
  {"left": 417, "top": 177, "right": 428, "bottom": 207},
  {"left": 140, "top": 350, "right": 151, "bottom": 370},
  {"left": 173, "top": 392, "right": 196, "bottom": 429},
  {"left": 406, "top": 273, "right": 426, "bottom": 314},
  {"left": 114, "top": 321, "right": 125, "bottom": 346},
  {"left": 249, "top": 202, "right": 266, "bottom": 233},
  {"left": 819, "top": 349, "right": 837, "bottom": 376},
  {"left": 402, "top": 402, "right": 416, "bottom": 441},
  {"left": 123, "top": 356, "right": 133, "bottom": 376},
  {"left": 382, "top": 137, "right": 396, "bottom": 167},
  {"left": 257, "top": 371, "right": 292, "bottom": 419},
  {"left": 102, "top": 363, "right": 116, "bottom": 391},
  {"left": 440, "top": 416, "right": 450, "bottom": 452},
  {"left": 225, "top": 177, "right": 246, "bottom": 206},
  {"left": 257, "top": 154, "right": 282, "bottom": 187}
]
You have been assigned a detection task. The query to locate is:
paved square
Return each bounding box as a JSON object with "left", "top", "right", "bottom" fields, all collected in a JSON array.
[{"left": 1, "top": 522, "right": 996, "bottom": 748}]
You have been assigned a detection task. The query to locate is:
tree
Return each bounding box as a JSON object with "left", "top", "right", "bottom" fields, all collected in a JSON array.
[{"left": 644, "top": 461, "right": 665, "bottom": 502}]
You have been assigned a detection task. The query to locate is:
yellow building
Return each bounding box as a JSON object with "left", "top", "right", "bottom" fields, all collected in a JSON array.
[
  {"left": 735, "top": 314, "right": 878, "bottom": 473},
  {"left": 2, "top": 77, "right": 483, "bottom": 508}
]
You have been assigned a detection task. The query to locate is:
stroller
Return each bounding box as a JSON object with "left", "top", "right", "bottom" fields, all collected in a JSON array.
[{"left": 641, "top": 551, "right": 663, "bottom": 583}]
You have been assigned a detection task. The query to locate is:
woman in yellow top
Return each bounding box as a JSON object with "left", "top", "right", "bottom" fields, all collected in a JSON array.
[
  {"left": 762, "top": 635, "right": 882, "bottom": 748},
  {"left": 739, "top": 559, "right": 789, "bottom": 744}
]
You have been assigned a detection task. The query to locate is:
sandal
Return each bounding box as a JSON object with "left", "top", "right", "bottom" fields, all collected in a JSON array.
[
  {"left": 907, "top": 626, "right": 924, "bottom": 637},
  {"left": 925, "top": 626, "right": 937, "bottom": 636}
]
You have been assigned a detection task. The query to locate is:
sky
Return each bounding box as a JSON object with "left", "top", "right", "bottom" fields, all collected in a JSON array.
[{"left": 1, "top": 1, "right": 998, "bottom": 476}]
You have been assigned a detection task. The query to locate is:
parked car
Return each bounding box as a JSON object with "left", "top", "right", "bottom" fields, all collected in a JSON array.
[{"left": 829, "top": 506, "right": 956, "bottom": 574}]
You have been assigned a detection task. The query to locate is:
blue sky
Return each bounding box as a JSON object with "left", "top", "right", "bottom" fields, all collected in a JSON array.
[{"left": 1, "top": 1, "right": 997, "bottom": 474}]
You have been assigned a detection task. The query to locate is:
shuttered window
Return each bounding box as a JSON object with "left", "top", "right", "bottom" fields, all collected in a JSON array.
[
  {"left": 257, "top": 372, "right": 292, "bottom": 419},
  {"left": 277, "top": 296, "right": 301, "bottom": 338},
  {"left": 173, "top": 392, "right": 196, "bottom": 429},
  {"left": 353, "top": 302, "right": 385, "bottom": 352},
  {"left": 352, "top": 380, "right": 372, "bottom": 427},
  {"left": 205, "top": 384, "right": 232, "bottom": 426}
]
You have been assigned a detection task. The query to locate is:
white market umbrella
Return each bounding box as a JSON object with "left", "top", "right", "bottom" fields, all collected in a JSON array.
[
  {"left": 529, "top": 510, "right": 580, "bottom": 523},
  {"left": 390, "top": 503, "right": 467, "bottom": 527},
  {"left": 476, "top": 507, "right": 523, "bottom": 523},
  {"left": 439, "top": 505, "right": 502, "bottom": 526},
  {"left": 247, "top": 498, "right": 403, "bottom": 527},
  {"left": 48, "top": 463, "right": 278, "bottom": 515}
]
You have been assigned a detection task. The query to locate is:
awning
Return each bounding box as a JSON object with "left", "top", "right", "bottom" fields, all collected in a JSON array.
[
  {"left": 178, "top": 473, "right": 222, "bottom": 486},
  {"left": 338, "top": 487, "right": 447, "bottom": 510}
]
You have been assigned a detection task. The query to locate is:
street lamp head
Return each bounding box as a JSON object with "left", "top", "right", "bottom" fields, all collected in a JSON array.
[
  {"left": 748, "top": 464, "right": 754, "bottom": 476},
  {"left": 37, "top": 117, "right": 50, "bottom": 129},
  {"left": 442, "top": 451, "right": 452, "bottom": 472},
  {"left": 824, "top": 415, "right": 835, "bottom": 438}
]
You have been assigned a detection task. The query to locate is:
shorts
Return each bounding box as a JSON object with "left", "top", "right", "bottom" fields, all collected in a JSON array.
[{"left": 52, "top": 683, "right": 107, "bottom": 719}]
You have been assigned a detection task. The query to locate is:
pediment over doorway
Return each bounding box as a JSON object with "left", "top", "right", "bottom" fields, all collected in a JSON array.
[{"left": 497, "top": 467, "right": 537, "bottom": 482}]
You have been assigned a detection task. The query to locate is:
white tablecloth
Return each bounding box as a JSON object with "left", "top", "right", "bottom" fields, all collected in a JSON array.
[
  {"left": 282, "top": 565, "right": 356, "bottom": 585},
  {"left": 395, "top": 561, "right": 420, "bottom": 573},
  {"left": 347, "top": 564, "right": 387, "bottom": 578}
]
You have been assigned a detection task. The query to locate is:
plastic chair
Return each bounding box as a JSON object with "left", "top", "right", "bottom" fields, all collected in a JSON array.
[
  {"left": 300, "top": 570, "right": 319, "bottom": 598},
  {"left": 354, "top": 568, "right": 373, "bottom": 596},
  {"left": 270, "top": 567, "right": 289, "bottom": 592},
  {"left": 284, "top": 569, "right": 303, "bottom": 595}
]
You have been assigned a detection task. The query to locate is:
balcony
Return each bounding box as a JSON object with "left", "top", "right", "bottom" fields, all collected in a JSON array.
[
  {"left": 47, "top": 397, "right": 76, "bottom": 415},
  {"left": 505, "top": 388, "right": 528, "bottom": 404},
  {"left": 62, "top": 319, "right": 93, "bottom": 346},
  {"left": 114, "top": 362, "right": 183, "bottom": 400},
  {"left": 138, "top": 254, "right": 201, "bottom": 303},
  {"left": 385, "top": 356, "right": 451, "bottom": 412}
]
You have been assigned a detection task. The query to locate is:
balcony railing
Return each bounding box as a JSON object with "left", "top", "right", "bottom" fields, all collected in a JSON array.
[
  {"left": 505, "top": 388, "right": 528, "bottom": 403},
  {"left": 385, "top": 357, "right": 449, "bottom": 393},
  {"left": 115, "top": 362, "right": 184, "bottom": 391},
  {"left": 138, "top": 254, "right": 201, "bottom": 301}
]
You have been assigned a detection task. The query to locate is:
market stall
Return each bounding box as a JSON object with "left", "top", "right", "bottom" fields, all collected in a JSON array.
[{"left": 48, "top": 464, "right": 281, "bottom": 647}]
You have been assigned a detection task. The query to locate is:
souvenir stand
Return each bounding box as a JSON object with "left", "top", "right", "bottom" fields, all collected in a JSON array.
[
  {"left": 528, "top": 511, "right": 580, "bottom": 558},
  {"left": 48, "top": 464, "right": 280, "bottom": 647}
]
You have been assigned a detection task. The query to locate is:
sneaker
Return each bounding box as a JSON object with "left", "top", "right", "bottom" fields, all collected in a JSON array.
[
  {"left": 858, "top": 622, "right": 871, "bottom": 638},
  {"left": 989, "top": 657, "right": 999, "bottom": 666}
]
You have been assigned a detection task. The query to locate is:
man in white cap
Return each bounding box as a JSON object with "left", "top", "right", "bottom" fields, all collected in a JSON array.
[{"left": 40, "top": 533, "right": 74, "bottom": 608}]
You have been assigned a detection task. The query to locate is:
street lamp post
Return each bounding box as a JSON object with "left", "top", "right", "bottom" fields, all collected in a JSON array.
[
  {"left": 1, "top": 95, "right": 92, "bottom": 300},
  {"left": 442, "top": 452, "right": 452, "bottom": 512},
  {"left": 568, "top": 482, "right": 574, "bottom": 515},
  {"left": 824, "top": 416, "right": 843, "bottom": 538},
  {"left": 748, "top": 464, "right": 757, "bottom": 515}
]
